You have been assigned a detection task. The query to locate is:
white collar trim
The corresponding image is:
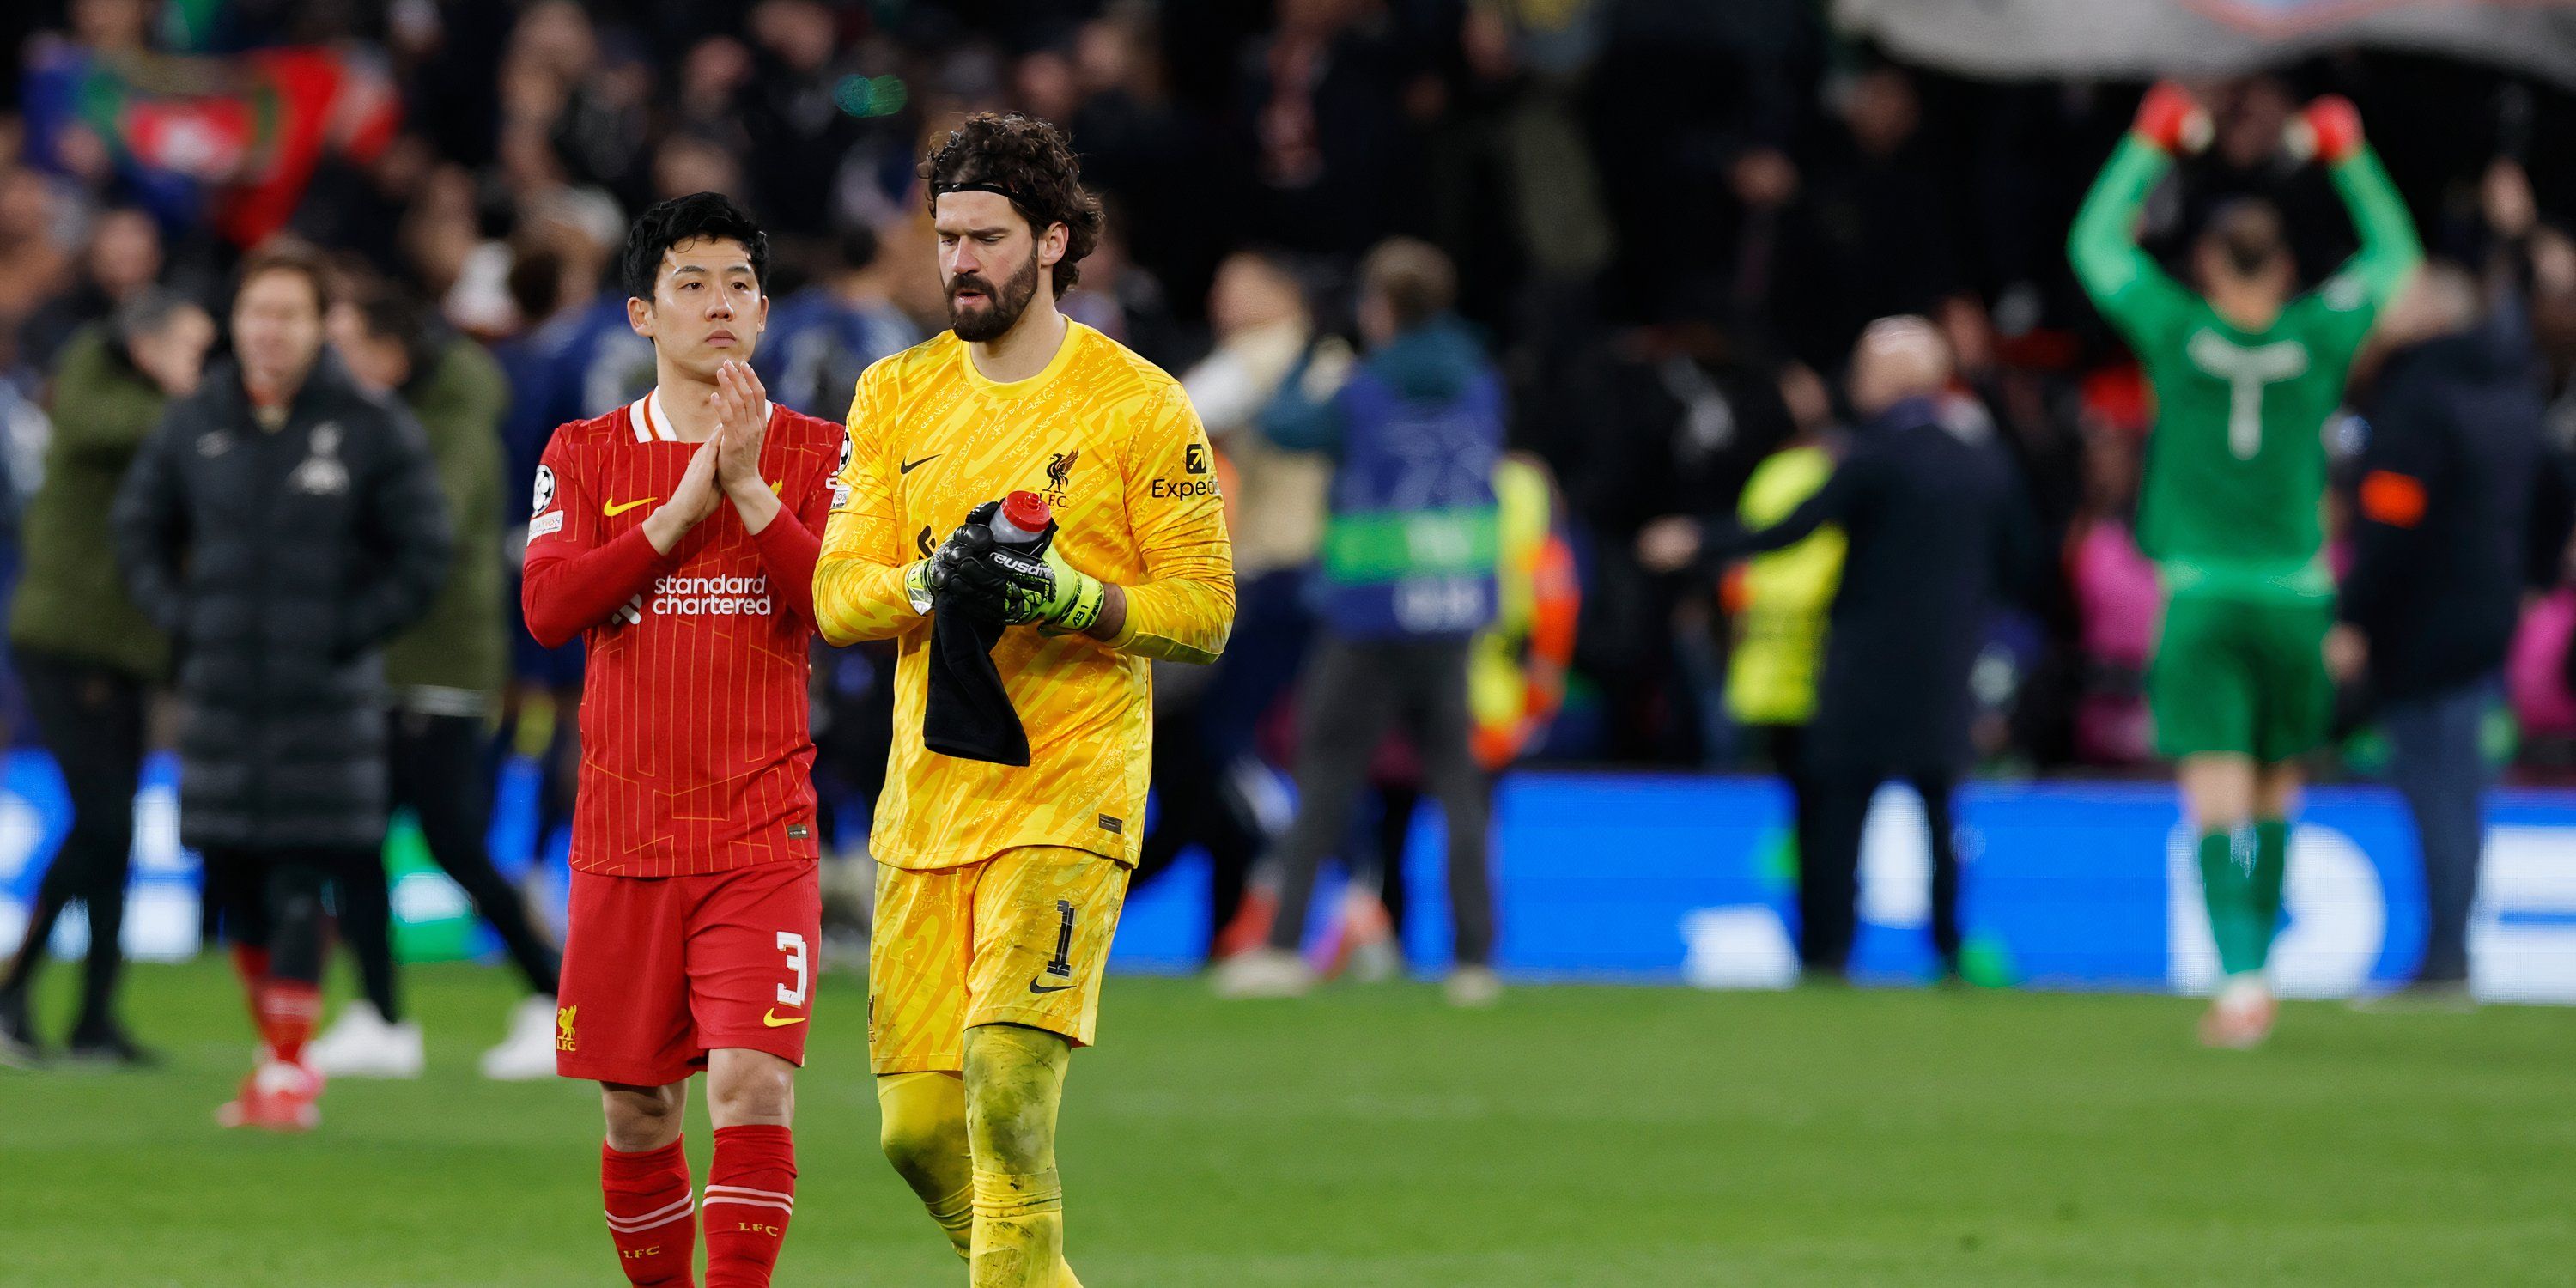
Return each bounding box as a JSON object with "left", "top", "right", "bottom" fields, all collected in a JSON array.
[{"left": 629, "top": 389, "right": 773, "bottom": 443}]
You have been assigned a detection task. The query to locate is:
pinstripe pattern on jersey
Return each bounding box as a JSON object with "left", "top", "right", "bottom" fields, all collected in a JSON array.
[
  {"left": 816, "top": 322, "right": 1235, "bottom": 871},
  {"left": 527, "top": 397, "right": 841, "bottom": 878}
]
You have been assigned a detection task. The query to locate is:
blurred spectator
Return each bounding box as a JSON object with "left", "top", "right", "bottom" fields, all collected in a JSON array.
[
  {"left": 1180, "top": 251, "right": 1329, "bottom": 762},
  {"left": 2337, "top": 264, "right": 2569, "bottom": 1003},
  {"left": 1555, "top": 311, "right": 1800, "bottom": 762},
  {"left": 111, "top": 245, "right": 452, "bottom": 1127},
  {"left": 310, "top": 281, "right": 562, "bottom": 1081},
  {"left": 1764, "top": 63, "right": 1966, "bottom": 374},
  {"left": 1716, "top": 419, "right": 1847, "bottom": 907},
  {"left": 0, "top": 289, "right": 212, "bottom": 1066},
  {"left": 0, "top": 167, "right": 74, "bottom": 369},
  {"left": 737, "top": 0, "right": 860, "bottom": 240},
  {"left": 1338, "top": 450, "right": 1583, "bottom": 977},
  {"left": 1058, "top": 212, "right": 1182, "bottom": 365},
  {"left": 22, "top": 206, "right": 161, "bottom": 373},
  {"left": 1662, "top": 318, "right": 2034, "bottom": 981},
  {"left": 2064, "top": 420, "right": 2160, "bottom": 766},
  {"left": 754, "top": 222, "right": 920, "bottom": 419},
  {"left": 1139, "top": 251, "right": 1329, "bottom": 963},
  {"left": 1237, "top": 0, "right": 1425, "bottom": 255},
  {"left": 1215, "top": 239, "right": 1505, "bottom": 1006},
  {"left": 1133, "top": 252, "right": 1327, "bottom": 962}
]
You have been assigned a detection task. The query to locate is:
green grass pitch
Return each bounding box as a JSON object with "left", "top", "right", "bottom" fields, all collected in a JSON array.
[{"left": 3, "top": 960, "right": 2572, "bottom": 1286}]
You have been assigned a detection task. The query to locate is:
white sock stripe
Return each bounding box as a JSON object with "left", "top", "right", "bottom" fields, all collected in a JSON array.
[
  {"left": 702, "top": 1185, "right": 795, "bottom": 1204},
  {"left": 605, "top": 1210, "right": 694, "bottom": 1234},
  {"left": 605, "top": 1194, "right": 697, "bottom": 1231},
  {"left": 702, "top": 1195, "right": 796, "bottom": 1215}
]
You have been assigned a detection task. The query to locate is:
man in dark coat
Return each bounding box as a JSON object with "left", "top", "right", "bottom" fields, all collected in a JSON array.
[
  {"left": 112, "top": 244, "right": 452, "bottom": 1129},
  {"left": 0, "top": 290, "right": 214, "bottom": 1067},
  {"left": 2334, "top": 264, "right": 2568, "bottom": 1005},
  {"left": 1655, "top": 317, "right": 2032, "bottom": 980},
  {"left": 306, "top": 279, "right": 566, "bottom": 1083}
]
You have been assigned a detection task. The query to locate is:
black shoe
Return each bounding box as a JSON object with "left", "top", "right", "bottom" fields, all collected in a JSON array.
[
  {"left": 0, "top": 987, "right": 44, "bottom": 1069},
  {"left": 66, "top": 1018, "right": 159, "bottom": 1068},
  {"left": 2350, "top": 978, "right": 2476, "bottom": 1014}
]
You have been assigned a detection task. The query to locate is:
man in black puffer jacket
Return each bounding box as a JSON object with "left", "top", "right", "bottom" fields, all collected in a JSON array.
[
  {"left": 2336, "top": 263, "right": 2572, "bottom": 1005},
  {"left": 113, "top": 244, "right": 452, "bottom": 1129}
]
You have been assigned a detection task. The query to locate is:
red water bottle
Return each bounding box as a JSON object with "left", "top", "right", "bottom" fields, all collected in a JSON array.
[{"left": 990, "top": 490, "right": 1054, "bottom": 550}]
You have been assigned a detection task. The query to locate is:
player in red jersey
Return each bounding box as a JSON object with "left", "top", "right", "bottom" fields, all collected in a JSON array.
[{"left": 522, "top": 193, "right": 840, "bottom": 1288}]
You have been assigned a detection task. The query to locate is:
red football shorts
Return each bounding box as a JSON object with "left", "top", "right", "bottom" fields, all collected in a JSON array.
[{"left": 555, "top": 860, "right": 823, "bottom": 1086}]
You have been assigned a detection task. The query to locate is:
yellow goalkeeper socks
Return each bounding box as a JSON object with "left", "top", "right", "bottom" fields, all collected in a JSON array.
[
  {"left": 971, "top": 1166, "right": 1065, "bottom": 1287},
  {"left": 875, "top": 1072, "right": 975, "bottom": 1259},
  {"left": 964, "top": 1024, "right": 1078, "bottom": 1288}
]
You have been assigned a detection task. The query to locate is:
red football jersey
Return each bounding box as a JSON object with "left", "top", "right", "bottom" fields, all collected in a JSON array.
[{"left": 522, "top": 389, "right": 846, "bottom": 878}]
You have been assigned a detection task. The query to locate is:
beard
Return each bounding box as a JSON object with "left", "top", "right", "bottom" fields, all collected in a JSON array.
[{"left": 946, "top": 248, "right": 1042, "bottom": 343}]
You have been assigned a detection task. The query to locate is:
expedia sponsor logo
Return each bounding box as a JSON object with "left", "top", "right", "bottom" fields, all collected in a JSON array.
[
  {"left": 1150, "top": 477, "right": 1219, "bottom": 501},
  {"left": 651, "top": 573, "right": 775, "bottom": 617}
]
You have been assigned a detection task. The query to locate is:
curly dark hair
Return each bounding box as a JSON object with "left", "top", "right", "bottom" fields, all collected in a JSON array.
[
  {"left": 620, "top": 191, "right": 769, "bottom": 302},
  {"left": 920, "top": 112, "right": 1104, "bottom": 298}
]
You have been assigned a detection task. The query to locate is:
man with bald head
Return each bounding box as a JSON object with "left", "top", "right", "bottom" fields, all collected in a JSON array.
[
  {"left": 1652, "top": 315, "right": 2031, "bottom": 981},
  {"left": 2337, "top": 262, "right": 2562, "bottom": 1006}
]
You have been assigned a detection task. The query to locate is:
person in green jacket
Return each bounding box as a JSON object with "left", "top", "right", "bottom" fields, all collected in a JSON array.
[
  {"left": 0, "top": 291, "right": 214, "bottom": 1067},
  {"left": 2070, "top": 84, "right": 2421, "bottom": 1048},
  {"left": 307, "top": 282, "right": 565, "bottom": 1081}
]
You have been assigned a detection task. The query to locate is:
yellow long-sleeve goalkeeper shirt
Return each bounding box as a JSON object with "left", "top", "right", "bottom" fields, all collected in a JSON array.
[{"left": 815, "top": 320, "right": 1235, "bottom": 869}]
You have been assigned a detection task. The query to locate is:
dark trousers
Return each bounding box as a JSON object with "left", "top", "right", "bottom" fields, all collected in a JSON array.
[
  {"left": 2383, "top": 679, "right": 2494, "bottom": 984},
  {"left": 1135, "top": 702, "right": 1262, "bottom": 964},
  {"left": 1800, "top": 769, "right": 1962, "bottom": 978},
  {"left": 1265, "top": 637, "right": 1495, "bottom": 967},
  {"left": 204, "top": 846, "right": 377, "bottom": 987},
  {"left": 1757, "top": 723, "right": 1823, "bottom": 905},
  {"left": 2, "top": 653, "right": 149, "bottom": 1029},
  {"left": 338, "top": 709, "right": 561, "bottom": 1020},
  {"left": 1362, "top": 776, "right": 1500, "bottom": 957}
]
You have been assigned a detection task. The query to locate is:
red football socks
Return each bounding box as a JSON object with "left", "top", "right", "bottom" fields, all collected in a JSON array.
[
  {"left": 257, "top": 981, "right": 319, "bottom": 1065},
  {"left": 604, "top": 1139, "right": 698, "bottom": 1288},
  {"left": 702, "top": 1125, "right": 797, "bottom": 1288},
  {"left": 229, "top": 945, "right": 271, "bottom": 1045}
]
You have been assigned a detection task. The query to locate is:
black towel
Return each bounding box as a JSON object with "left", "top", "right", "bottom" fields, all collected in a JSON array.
[{"left": 921, "top": 510, "right": 1033, "bottom": 765}]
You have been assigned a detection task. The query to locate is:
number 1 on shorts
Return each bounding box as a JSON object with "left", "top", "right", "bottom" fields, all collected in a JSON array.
[{"left": 1046, "top": 901, "right": 1075, "bottom": 979}]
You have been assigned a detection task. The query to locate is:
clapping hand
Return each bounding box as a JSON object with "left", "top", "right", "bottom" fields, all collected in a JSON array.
[{"left": 712, "top": 360, "right": 769, "bottom": 492}]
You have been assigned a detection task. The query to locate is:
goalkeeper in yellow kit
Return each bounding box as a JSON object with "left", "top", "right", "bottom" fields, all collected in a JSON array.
[{"left": 812, "top": 112, "right": 1233, "bottom": 1286}]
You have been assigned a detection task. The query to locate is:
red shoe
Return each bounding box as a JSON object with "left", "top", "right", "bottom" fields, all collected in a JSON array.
[
  {"left": 217, "top": 1060, "right": 323, "bottom": 1131},
  {"left": 2198, "top": 983, "right": 2277, "bottom": 1050}
]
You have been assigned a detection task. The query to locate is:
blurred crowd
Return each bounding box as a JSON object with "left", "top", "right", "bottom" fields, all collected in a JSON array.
[{"left": 9, "top": 0, "right": 2576, "bottom": 807}]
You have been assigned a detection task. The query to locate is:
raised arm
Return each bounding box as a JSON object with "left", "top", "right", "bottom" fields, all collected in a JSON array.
[
  {"left": 1257, "top": 338, "right": 1356, "bottom": 455},
  {"left": 520, "top": 430, "right": 681, "bottom": 648},
  {"left": 2308, "top": 96, "right": 2423, "bottom": 316},
  {"left": 2069, "top": 94, "right": 2200, "bottom": 349}
]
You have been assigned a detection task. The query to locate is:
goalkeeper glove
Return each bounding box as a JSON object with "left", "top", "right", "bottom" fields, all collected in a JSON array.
[
  {"left": 977, "top": 521, "right": 1108, "bottom": 632},
  {"left": 905, "top": 502, "right": 999, "bottom": 615},
  {"left": 2133, "top": 82, "right": 2212, "bottom": 155},
  {"left": 2284, "top": 94, "right": 2363, "bottom": 166}
]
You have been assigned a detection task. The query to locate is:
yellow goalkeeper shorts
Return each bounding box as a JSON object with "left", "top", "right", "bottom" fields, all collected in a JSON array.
[{"left": 867, "top": 846, "right": 1129, "bottom": 1075}]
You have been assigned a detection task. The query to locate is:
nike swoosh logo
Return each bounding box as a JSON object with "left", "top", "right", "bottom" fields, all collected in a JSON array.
[
  {"left": 1027, "top": 981, "right": 1074, "bottom": 996},
  {"left": 900, "top": 455, "right": 940, "bottom": 475},
  {"left": 762, "top": 1009, "right": 807, "bottom": 1028},
  {"left": 603, "top": 497, "right": 658, "bottom": 516}
]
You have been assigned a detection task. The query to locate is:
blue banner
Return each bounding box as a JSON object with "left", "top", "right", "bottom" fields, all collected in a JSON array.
[
  {"left": 1112, "top": 775, "right": 2576, "bottom": 1003},
  {"left": 6, "top": 756, "right": 2573, "bottom": 1003}
]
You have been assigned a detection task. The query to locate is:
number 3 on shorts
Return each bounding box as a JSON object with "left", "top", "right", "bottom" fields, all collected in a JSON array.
[{"left": 776, "top": 931, "right": 808, "bottom": 1007}]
